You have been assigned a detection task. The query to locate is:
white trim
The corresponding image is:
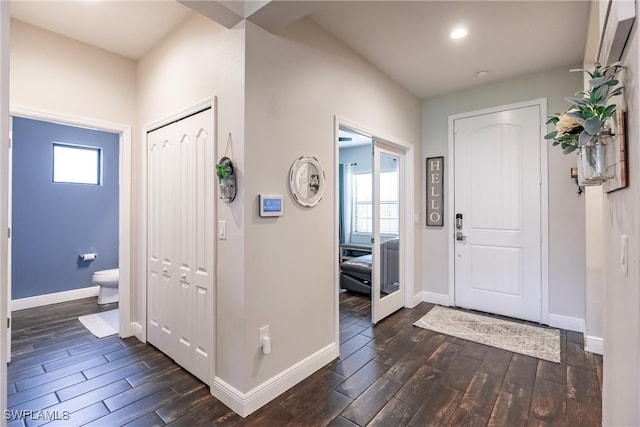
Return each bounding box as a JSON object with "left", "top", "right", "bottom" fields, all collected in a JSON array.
[
  {"left": 584, "top": 335, "right": 604, "bottom": 355},
  {"left": 548, "top": 313, "right": 585, "bottom": 333},
  {"left": 130, "top": 322, "right": 144, "bottom": 342},
  {"left": 1, "top": 2, "right": 10, "bottom": 418},
  {"left": 9, "top": 105, "right": 133, "bottom": 338},
  {"left": 334, "top": 115, "right": 416, "bottom": 316},
  {"left": 412, "top": 292, "right": 424, "bottom": 308},
  {"left": 447, "top": 98, "right": 549, "bottom": 322},
  {"left": 539, "top": 100, "right": 550, "bottom": 325},
  {"left": 422, "top": 291, "right": 451, "bottom": 306},
  {"left": 212, "top": 343, "right": 338, "bottom": 418},
  {"left": 333, "top": 117, "right": 341, "bottom": 355},
  {"left": 12, "top": 286, "right": 99, "bottom": 311},
  {"left": 447, "top": 115, "right": 455, "bottom": 307}
]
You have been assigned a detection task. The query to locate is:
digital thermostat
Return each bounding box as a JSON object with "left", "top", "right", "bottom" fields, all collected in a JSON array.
[{"left": 259, "top": 194, "right": 284, "bottom": 217}]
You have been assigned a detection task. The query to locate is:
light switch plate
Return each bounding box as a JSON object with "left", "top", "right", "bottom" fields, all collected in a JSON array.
[
  {"left": 218, "top": 220, "right": 227, "bottom": 240},
  {"left": 621, "top": 234, "right": 628, "bottom": 276}
]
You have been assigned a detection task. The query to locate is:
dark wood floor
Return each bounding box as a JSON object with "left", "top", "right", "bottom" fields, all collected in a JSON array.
[{"left": 7, "top": 293, "right": 602, "bottom": 426}]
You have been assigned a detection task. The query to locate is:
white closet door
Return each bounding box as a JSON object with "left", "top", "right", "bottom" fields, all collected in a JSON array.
[
  {"left": 147, "top": 124, "right": 176, "bottom": 358},
  {"left": 147, "top": 108, "right": 214, "bottom": 385}
]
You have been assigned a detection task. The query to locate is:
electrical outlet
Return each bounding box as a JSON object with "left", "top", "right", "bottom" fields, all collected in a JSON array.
[{"left": 259, "top": 326, "right": 271, "bottom": 354}]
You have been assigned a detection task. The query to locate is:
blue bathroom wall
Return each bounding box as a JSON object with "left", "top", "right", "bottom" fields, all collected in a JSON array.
[{"left": 12, "top": 117, "right": 119, "bottom": 299}]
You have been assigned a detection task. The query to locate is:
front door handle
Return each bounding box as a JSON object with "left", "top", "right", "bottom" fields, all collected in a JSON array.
[{"left": 456, "top": 231, "right": 467, "bottom": 241}]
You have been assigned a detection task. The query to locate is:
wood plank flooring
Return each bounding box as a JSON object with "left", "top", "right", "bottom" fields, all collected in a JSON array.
[{"left": 7, "top": 293, "right": 602, "bottom": 426}]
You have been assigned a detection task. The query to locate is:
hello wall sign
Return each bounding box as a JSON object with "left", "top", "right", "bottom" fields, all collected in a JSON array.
[{"left": 426, "top": 156, "right": 444, "bottom": 227}]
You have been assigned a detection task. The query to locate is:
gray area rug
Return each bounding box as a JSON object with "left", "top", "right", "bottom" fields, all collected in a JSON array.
[{"left": 414, "top": 305, "right": 561, "bottom": 363}]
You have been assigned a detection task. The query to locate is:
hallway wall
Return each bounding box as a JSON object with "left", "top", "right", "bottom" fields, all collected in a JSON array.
[
  {"left": 422, "top": 66, "right": 586, "bottom": 326},
  {"left": 601, "top": 14, "right": 640, "bottom": 426}
]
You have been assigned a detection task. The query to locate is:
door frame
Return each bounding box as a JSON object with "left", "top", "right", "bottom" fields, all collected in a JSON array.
[
  {"left": 447, "top": 98, "right": 550, "bottom": 324},
  {"left": 1, "top": 1, "right": 9, "bottom": 417},
  {"left": 9, "top": 106, "right": 133, "bottom": 336},
  {"left": 334, "top": 115, "right": 415, "bottom": 340}
]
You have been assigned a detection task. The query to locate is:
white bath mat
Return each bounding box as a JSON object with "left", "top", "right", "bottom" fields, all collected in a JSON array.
[
  {"left": 414, "top": 306, "right": 561, "bottom": 363},
  {"left": 79, "top": 309, "right": 119, "bottom": 338}
]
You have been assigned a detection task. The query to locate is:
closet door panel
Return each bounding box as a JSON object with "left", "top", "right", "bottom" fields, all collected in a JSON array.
[
  {"left": 192, "top": 110, "right": 214, "bottom": 382},
  {"left": 147, "top": 126, "right": 172, "bottom": 350},
  {"left": 147, "top": 108, "right": 214, "bottom": 386}
]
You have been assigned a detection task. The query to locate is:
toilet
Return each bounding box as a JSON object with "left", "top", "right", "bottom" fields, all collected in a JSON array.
[{"left": 93, "top": 268, "right": 119, "bottom": 305}]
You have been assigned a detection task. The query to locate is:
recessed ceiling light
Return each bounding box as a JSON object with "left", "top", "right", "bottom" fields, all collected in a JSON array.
[
  {"left": 450, "top": 28, "right": 468, "bottom": 40},
  {"left": 476, "top": 70, "right": 489, "bottom": 78}
]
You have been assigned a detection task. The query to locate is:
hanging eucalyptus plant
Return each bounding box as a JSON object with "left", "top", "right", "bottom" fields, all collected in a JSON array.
[{"left": 545, "top": 62, "right": 623, "bottom": 154}]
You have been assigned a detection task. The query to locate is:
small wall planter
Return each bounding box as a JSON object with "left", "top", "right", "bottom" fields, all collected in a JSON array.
[
  {"left": 577, "top": 131, "right": 613, "bottom": 186},
  {"left": 216, "top": 156, "right": 236, "bottom": 203}
]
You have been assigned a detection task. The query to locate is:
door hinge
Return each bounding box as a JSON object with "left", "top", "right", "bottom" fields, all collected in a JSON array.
[
  {"left": 7, "top": 227, "right": 10, "bottom": 238},
  {"left": 7, "top": 317, "right": 10, "bottom": 329}
]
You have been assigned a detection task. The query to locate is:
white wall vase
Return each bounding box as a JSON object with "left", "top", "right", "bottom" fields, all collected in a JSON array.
[{"left": 577, "top": 131, "right": 613, "bottom": 186}]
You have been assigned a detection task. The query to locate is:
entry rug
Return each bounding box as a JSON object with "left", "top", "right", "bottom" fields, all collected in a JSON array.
[
  {"left": 414, "top": 306, "right": 561, "bottom": 363},
  {"left": 79, "top": 309, "right": 119, "bottom": 338}
]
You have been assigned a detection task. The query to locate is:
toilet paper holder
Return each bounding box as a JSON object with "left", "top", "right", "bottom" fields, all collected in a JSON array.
[{"left": 79, "top": 253, "right": 98, "bottom": 261}]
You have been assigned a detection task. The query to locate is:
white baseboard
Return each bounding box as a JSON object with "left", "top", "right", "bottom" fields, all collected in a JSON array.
[
  {"left": 422, "top": 291, "right": 450, "bottom": 306},
  {"left": 584, "top": 335, "right": 604, "bottom": 355},
  {"left": 130, "top": 322, "right": 144, "bottom": 343},
  {"left": 212, "top": 343, "right": 338, "bottom": 417},
  {"left": 12, "top": 286, "right": 99, "bottom": 311},
  {"left": 548, "top": 313, "right": 584, "bottom": 333},
  {"left": 412, "top": 292, "right": 424, "bottom": 307}
]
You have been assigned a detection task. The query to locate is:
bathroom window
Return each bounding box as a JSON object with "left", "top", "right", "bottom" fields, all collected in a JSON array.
[{"left": 53, "top": 143, "right": 102, "bottom": 185}]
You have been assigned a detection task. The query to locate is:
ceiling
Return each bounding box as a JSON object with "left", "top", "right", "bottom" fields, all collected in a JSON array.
[
  {"left": 9, "top": 0, "right": 591, "bottom": 100},
  {"left": 10, "top": 0, "right": 193, "bottom": 59}
]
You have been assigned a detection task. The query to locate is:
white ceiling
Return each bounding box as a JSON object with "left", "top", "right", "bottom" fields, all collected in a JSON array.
[
  {"left": 309, "top": 1, "right": 591, "bottom": 98},
  {"left": 9, "top": 0, "right": 591, "bottom": 99},
  {"left": 10, "top": 0, "right": 193, "bottom": 59}
]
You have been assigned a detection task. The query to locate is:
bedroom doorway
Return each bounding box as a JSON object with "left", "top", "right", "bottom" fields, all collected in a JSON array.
[
  {"left": 338, "top": 127, "right": 374, "bottom": 321},
  {"left": 336, "top": 122, "right": 408, "bottom": 325}
]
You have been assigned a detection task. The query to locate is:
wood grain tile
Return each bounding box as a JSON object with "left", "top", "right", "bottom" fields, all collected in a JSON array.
[
  {"left": 445, "top": 355, "right": 481, "bottom": 392},
  {"left": 331, "top": 344, "right": 377, "bottom": 378},
  {"left": 566, "top": 397, "right": 601, "bottom": 427},
  {"left": 488, "top": 391, "right": 530, "bottom": 427},
  {"left": 335, "top": 360, "right": 390, "bottom": 399},
  {"left": 341, "top": 377, "right": 403, "bottom": 426},
  {"left": 530, "top": 378, "right": 567, "bottom": 426},
  {"left": 45, "top": 402, "right": 109, "bottom": 427},
  {"left": 501, "top": 354, "right": 538, "bottom": 399},
  {"left": 567, "top": 342, "right": 596, "bottom": 371},
  {"left": 567, "top": 365, "right": 601, "bottom": 406},
  {"left": 458, "top": 371, "right": 502, "bottom": 419},
  {"left": 7, "top": 293, "right": 602, "bottom": 427},
  {"left": 479, "top": 347, "right": 512, "bottom": 378}
]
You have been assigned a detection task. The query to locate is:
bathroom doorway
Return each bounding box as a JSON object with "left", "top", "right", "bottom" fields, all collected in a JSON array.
[{"left": 7, "top": 109, "right": 131, "bottom": 362}]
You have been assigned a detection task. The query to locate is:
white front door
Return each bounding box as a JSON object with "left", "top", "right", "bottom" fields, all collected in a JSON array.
[
  {"left": 371, "top": 142, "right": 405, "bottom": 323},
  {"left": 147, "top": 108, "right": 214, "bottom": 385},
  {"left": 453, "top": 105, "right": 542, "bottom": 322}
]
